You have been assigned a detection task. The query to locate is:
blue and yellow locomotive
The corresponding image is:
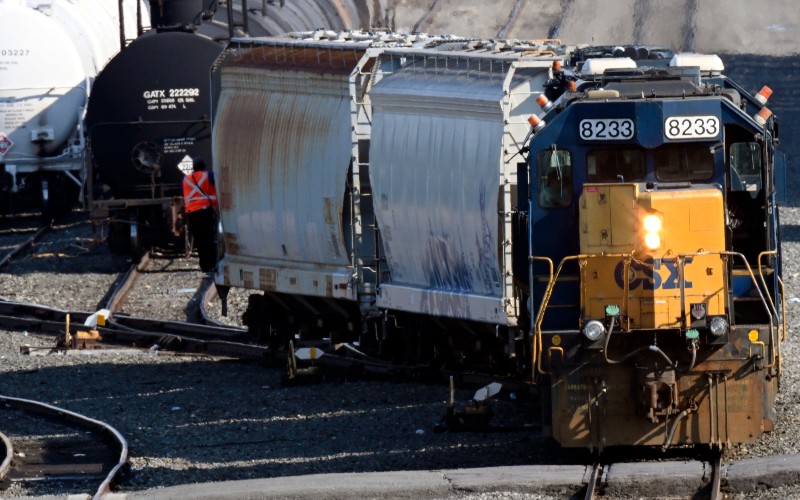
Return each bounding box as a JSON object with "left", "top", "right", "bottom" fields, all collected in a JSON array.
[{"left": 526, "top": 49, "right": 785, "bottom": 449}]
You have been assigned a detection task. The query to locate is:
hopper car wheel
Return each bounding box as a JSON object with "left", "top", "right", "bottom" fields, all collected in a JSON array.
[
  {"left": 241, "top": 294, "right": 291, "bottom": 349},
  {"left": 386, "top": 318, "right": 445, "bottom": 368}
]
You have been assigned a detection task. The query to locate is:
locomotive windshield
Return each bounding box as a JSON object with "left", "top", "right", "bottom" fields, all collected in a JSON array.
[
  {"left": 537, "top": 149, "right": 573, "bottom": 207},
  {"left": 730, "top": 142, "right": 763, "bottom": 195},
  {"left": 654, "top": 145, "right": 714, "bottom": 181},
  {"left": 586, "top": 148, "right": 646, "bottom": 182}
]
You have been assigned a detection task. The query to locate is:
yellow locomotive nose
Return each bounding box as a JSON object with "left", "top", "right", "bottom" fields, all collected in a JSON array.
[{"left": 579, "top": 183, "right": 726, "bottom": 330}]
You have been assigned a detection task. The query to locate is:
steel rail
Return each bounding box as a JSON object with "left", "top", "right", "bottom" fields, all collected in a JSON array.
[
  {"left": 103, "top": 250, "right": 150, "bottom": 314},
  {"left": 710, "top": 448, "right": 723, "bottom": 500},
  {"left": 584, "top": 461, "right": 602, "bottom": 500},
  {"left": 0, "top": 299, "right": 245, "bottom": 338},
  {"left": 0, "top": 226, "right": 49, "bottom": 270},
  {"left": 0, "top": 430, "right": 12, "bottom": 481},
  {"left": 0, "top": 394, "right": 127, "bottom": 500}
]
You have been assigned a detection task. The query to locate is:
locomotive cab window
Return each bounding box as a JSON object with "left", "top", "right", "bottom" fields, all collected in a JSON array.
[
  {"left": 730, "top": 142, "right": 763, "bottom": 196},
  {"left": 538, "top": 148, "right": 573, "bottom": 208},
  {"left": 654, "top": 145, "right": 714, "bottom": 181},
  {"left": 586, "top": 148, "right": 646, "bottom": 182}
]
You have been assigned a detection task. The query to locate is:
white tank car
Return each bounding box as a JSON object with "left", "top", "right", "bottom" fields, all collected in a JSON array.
[
  {"left": 0, "top": 0, "right": 147, "bottom": 216},
  {"left": 211, "top": 32, "right": 566, "bottom": 369}
]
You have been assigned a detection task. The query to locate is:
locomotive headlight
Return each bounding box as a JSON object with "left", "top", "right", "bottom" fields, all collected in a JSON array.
[
  {"left": 643, "top": 214, "right": 662, "bottom": 232},
  {"left": 642, "top": 213, "right": 663, "bottom": 249},
  {"left": 644, "top": 233, "right": 661, "bottom": 249},
  {"left": 583, "top": 320, "right": 606, "bottom": 341},
  {"left": 708, "top": 316, "right": 729, "bottom": 337}
]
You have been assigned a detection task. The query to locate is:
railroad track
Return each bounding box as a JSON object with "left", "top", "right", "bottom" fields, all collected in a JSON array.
[
  {"left": 581, "top": 447, "right": 727, "bottom": 499},
  {"left": 0, "top": 225, "right": 49, "bottom": 271},
  {"left": 0, "top": 395, "right": 127, "bottom": 499}
]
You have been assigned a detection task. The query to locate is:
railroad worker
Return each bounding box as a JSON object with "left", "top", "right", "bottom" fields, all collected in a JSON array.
[
  {"left": 182, "top": 157, "right": 219, "bottom": 272},
  {"left": 539, "top": 169, "right": 571, "bottom": 207}
]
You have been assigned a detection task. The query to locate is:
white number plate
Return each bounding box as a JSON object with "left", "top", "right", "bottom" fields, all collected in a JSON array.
[
  {"left": 579, "top": 118, "right": 634, "bottom": 140},
  {"left": 664, "top": 115, "right": 720, "bottom": 140}
]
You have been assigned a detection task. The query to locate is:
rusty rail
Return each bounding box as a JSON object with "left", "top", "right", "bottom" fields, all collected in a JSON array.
[
  {"left": 584, "top": 461, "right": 601, "bottom": 500},
  {"left": 103, "top": 250, "right": 150, "bottom": 313},
  {"left": 710, "top": 448, "right": 723, "bottom": 500},
  {"left": 0, "top": 429, "right": 12, "bottom": 481},
  {"left": 0, "top": 225, "right": 49, "bottom": 270},
  {"left": 0, "top": 394, "right": 128, "bottom": 500}
]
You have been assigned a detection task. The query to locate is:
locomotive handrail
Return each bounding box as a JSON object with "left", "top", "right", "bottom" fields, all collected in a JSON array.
[
  {"left": 532, "top": 252, "right": 637, "bottom": 376},
  {"left": 758, "top": 250, "right": 784, "bottom": 374},
  {"left": 779, "top": 277, "right": 787, "bottom": 341},
  {"left": 675, "top": 250, "right": 778, "bottom": 372},
  {"left": 757, "top": 250, "right": 782, "bottom": 326},
  {"left": 533, "top": 250, "right": 780, "bottom": 375},
  {"left": 529, "top": 256, "right": 553, "bottom": 379}
]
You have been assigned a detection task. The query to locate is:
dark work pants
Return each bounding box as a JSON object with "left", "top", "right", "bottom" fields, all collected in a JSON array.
[{"left": 187, "top": 207, "right": 217, "bottom": 272}]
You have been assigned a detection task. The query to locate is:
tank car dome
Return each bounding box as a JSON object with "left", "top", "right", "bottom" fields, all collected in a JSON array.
[
  {"left": 86, "top": 30, "right": 223, "bottom": 199},
  {"left": 0, "top": 4, "right": 87, "bottom": 159}
]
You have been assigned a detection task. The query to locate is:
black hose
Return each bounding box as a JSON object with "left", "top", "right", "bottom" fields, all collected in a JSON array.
[{"left": 603, "top": 315, "right": 676, "bottom": 368}]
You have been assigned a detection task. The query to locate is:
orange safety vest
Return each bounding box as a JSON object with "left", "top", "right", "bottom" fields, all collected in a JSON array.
[{"left": 182, "top": 171, "right": 218, "bottom": 213}]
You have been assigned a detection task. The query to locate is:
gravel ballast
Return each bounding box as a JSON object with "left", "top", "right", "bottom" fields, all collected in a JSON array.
[{"left": 0, "top": 203, "right": 799, "bottom": 499}]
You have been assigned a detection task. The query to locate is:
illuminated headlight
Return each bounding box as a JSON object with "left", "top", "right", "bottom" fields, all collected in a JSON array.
[
  {"left": 642, "top": 213, "right": 663, "bottom": 250},
  {"left": 644, "top": 233, "right": 661, "bottom": 249},
  {"left": 708, "top": 316, "right": 729, "bottom": 337},
  {"left": 583, "top": 320, "right": 606, "bottom": 341},
  {"left": 643, "top": 214, "right": 662, "bottom": 232}
]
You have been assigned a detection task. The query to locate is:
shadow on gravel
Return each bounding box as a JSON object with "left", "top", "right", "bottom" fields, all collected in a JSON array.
[
  {"left": 780, "top": 224, "right": 800, "bottom": 243},
  {"left": 0, "top": 355, "right": 582, "bottom": 494}
]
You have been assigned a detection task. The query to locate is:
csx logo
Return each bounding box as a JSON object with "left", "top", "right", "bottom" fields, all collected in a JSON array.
[{"left": 613, "top": 258, "right": 694, "bottom": 290}]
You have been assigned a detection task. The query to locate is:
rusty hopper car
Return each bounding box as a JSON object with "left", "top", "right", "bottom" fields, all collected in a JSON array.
[
  {"left": 528, "top": 49, "right": 785, "bottom": 449},
  {"left": 211, "top": 35, "right": 563, "bottom": 367},
  {"left": 363, "top": 45, "right": 561, "bottom": 370}
]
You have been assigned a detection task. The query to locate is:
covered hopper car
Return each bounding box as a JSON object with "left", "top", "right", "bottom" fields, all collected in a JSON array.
[
  {"left": 211, "top": 38, "right": 785, "bottom": 450},
  {"left": 211, "top": 35, "right": 561, "bottom": 367}
]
